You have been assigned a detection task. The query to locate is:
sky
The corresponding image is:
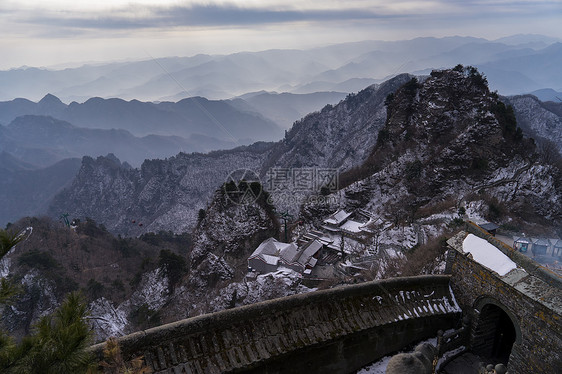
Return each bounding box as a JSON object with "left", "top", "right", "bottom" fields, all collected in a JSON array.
[{"left": 0, "top": 0, "right": 561, "bottom": 69}]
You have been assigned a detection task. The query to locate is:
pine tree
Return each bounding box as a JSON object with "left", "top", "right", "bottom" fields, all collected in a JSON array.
[
  {"left": 0, "top": 228, "right": 26, "bottom": 305},
  {"left": 0, "top": 228, "right": 96, "bottom": 373}
]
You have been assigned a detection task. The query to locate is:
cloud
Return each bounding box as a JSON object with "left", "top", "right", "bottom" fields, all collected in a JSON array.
[
  {"left": 6, "top": 0, "right": 559, "bottom": 35},
  {"left": 0, "top": 0, "right": 560, "bottom": 69},
  {"left": 17, "top": 4, "right": 405, "bottom": 31}
]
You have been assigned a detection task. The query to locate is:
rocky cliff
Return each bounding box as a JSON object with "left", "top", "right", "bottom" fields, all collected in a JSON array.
[
  {"left": 305, "top": 66, "right": 561, "bottom": 234},
  {"left": 506, "top": 94, "right": 562, "bottom": 153},
  {"left": 262, "top": 74, "right": 412, "bottom": 171},
  {"left": 48, "top": 144, "right": 272, "bottom": 236}
]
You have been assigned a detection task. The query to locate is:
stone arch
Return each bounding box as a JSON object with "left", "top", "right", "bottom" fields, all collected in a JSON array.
[{"left": 471, "top": 296, "right": 521, "bottom": 365}]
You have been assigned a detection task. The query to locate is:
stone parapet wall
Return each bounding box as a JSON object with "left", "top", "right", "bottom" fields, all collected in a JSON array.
[
  {"left": 465, "top": 221, "right": 562, "bottom": 289},
  {"left": 90, "top": 275, "right": 461, "bottom": 373},
  {"left": 447, "top": 230, "right": 562, "bottom": 374}
]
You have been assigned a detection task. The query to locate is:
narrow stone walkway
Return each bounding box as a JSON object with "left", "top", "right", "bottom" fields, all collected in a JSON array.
[{"left": 441, "top": 352, "right": 483, "bottom": 374}]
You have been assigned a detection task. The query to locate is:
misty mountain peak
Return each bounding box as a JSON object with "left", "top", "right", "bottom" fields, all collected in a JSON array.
[{"left": 38, "top": 93, "right": 64, "bottom": 106}]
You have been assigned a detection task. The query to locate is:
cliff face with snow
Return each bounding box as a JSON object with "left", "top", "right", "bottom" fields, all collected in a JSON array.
[
  {"left": 49, "top": 144, "right": 271, "bottom": 236},
  {"left": 262, "top": 74, "right": 412, "bottom": 171},
  {"left": 507, "top": 95, "right": 562, "bottom": 153},
  {"left": 83, "top": 184, "right": 310, "bottom": 339}
]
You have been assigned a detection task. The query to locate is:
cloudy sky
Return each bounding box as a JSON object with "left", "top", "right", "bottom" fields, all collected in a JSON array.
[{"left": 1, "top": 0, "right": 561, "bottom": 69}]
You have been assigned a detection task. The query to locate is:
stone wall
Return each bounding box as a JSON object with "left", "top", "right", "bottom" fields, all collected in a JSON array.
[
  {"left": 90, "top": 275, "right": 461, "bottom": 373},
  {"left": 447, "top": 226, "right": 562, "bottom": 374}
]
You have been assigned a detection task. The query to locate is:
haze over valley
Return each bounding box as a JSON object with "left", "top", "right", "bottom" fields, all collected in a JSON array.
[{"left": 0, "top": 1, "right": 561, "bottom": 372}]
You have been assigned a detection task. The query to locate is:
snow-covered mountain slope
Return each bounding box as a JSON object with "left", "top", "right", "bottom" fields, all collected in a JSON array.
[
  {"left": 48, "top": 144, "right": 272, "bottom": 236},
  {"left": 8, "top": 65, "right": 562, "bottom": 343},
  {"left": 85, "top": 182, "right": 300, "bottom": 338},
  {"left": 305, "top": 67, "right": 561, "bottom": 231},
  {"left": 263, "top": 74, "right": 412, "bottom": 171},
  {"left": 506, "top": 94, "right": 562, "bottom": 153}
]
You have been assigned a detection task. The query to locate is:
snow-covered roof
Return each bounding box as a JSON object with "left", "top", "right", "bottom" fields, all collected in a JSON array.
[
  {"left": 323, "top": 209, "right": 351, "bottom": 225},
  {"left": 261, "top": 254, "right": 279, "bottom": 266},
  {"left": 321, "top": 225, "right": 341, "bottom": 232},
  {"left": 360, "top": 217, "right": 383, "bottom": 230},
  {"left": 279, "top": 239, "right": 322, "bottom": 269},
  {"left": 532, "top": 238, "right": 549, "bottom": 246},
  {"left": 361, "top": 217, "right": 390, "bottom": 233},
  {"left": 553, "top": 239, "right": 562, "bottom": 248},
  {"left": 249, "top": 237, "right": 297, "bottom": 262},
  {"left": 462, "top": 234, "right": 517, "bottom": 276},
  {"left": 298, "top": 240, "right": 322, "bottom": 266},
  {"left": 250, "top": 237, "right": 322, "bottom": 273},
  {"left": 249, "top": 237, "right": 277, "bottom": 257},
  {"left": 303, "top": 231, "right": 334, "bottom": 244},
  {"left": 316, "top": 236, "right": 334, "bottom": 244},
  {"left": 279, "top": 243, "right": 299, "bottom": 263},
  {"left": 514, "top": 236, "right": 531, "bottom": 244},
  {"left": 340, "top": 220, "right": 363, "bottom": 233}
]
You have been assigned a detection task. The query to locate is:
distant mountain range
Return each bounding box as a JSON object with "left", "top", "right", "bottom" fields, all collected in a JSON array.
[
  {"left": 0, "top": 93, "right": 283, "bottom": 140},
  {"left": 0, "top": 152, "right": 81, "bottom": 225},
  {"left": 0, "top": 115, "right": 238, "bottom": 167},
  {"left": 230, "top": 91, "right": 348, "bottom": 129},
  {"left": 0, "top": 89, "right": 352, "bottom": 170},
  {"left": 1, "top": 35, "right": 560, "bottom": 103},
  {"left": 529, "top": 89, "right": 562, "bottom": 102}
]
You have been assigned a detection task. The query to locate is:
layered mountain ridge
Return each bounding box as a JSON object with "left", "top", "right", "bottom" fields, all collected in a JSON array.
[
  {"left": 0, "top": 115, "right": 237, "bottom": 168},
  {"left": 49, "top": 144, "right": 273, "bottom": 236},
  {"left": 1, "top": 35, "right": 561, "bottom": 102},
  {"left": 49, "top": 67, "right": 562, "bottom": 236},
  {"left": 48, "top": 75, "right": 415, "bottom": 235},
  {"left": 0, "top": 94, "right": 283, "bottom": 141}
]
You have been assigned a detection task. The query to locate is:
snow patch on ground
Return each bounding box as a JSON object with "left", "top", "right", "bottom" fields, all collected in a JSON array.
[
  {"left": 464, "top": 200, "right": 487, "bottom": 223},
  {"left": 88, "top": 268, "right": 170, "bottom": 341},
  {"left": 89, "top": 297, "right": 129, "bottom": 340},
  {"left": 462, "top": 234, "right": 517, "bottom": 276},
  {"left": 0, "top": 258, "right": 11, "bottom": 278},
  {"left": 356, "top": 355, "right": 392, "bottom": 374}
]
